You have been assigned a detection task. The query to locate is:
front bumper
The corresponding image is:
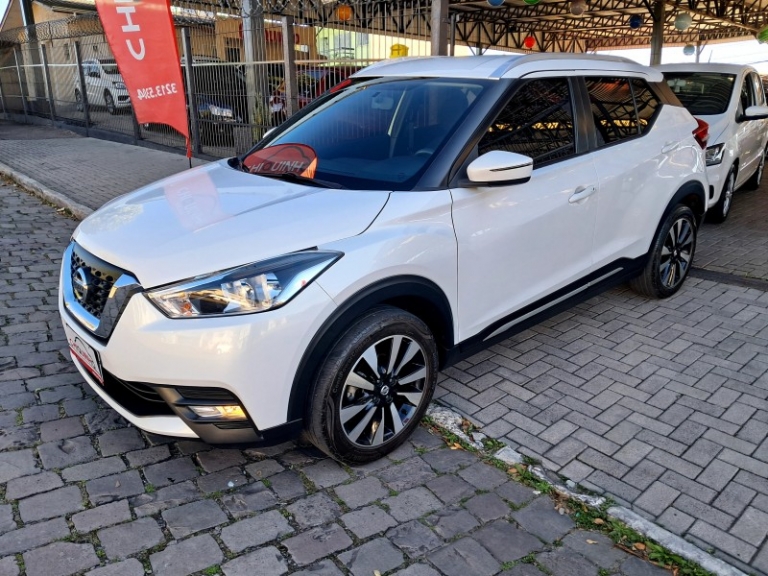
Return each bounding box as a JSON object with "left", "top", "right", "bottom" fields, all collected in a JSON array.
[
  {"left": 705, "top": 155, "right": 729, "bottom": 209},
  {"left": 60, "top": 244, "right": 337, "bottom": 444}
]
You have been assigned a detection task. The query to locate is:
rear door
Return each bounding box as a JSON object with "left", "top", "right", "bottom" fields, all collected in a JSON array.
[
  {"left": 585, "top": 76, "right": 689, "bottom": 266},
  {"left": 736, "top": 72, "right": 760, "bottom": 187}
]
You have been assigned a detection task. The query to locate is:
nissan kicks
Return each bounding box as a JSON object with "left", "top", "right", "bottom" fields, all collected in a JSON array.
[{"left": 60, "top": 54, "right": 708, "bottom": 463}]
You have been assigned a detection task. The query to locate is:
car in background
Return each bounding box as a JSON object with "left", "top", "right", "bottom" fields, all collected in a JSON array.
[
  {"left": 295, "top": 65, "right": 360, "bottom": 108},
  {"left": 659, "top": 64, "right": 768, "bottom": 222},
  {"left": 74, "top": 58, "right": 131, "bottom": 115},
  {"left": 185, "top": 59, "right": 248, "bottom": 147},
  {"left": 60, "top": 54, "right": 707, "bottom": 463}
]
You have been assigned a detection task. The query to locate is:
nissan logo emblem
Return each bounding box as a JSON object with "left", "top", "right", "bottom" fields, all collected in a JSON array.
[{"left": 72, "top": 268, "right": 91, "bottom": 303}]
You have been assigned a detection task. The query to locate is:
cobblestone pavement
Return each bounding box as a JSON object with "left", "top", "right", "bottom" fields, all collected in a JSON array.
[
  {"left": 697, "top": 186, "right": 768, "bottom": 281},
  {"left": 4, "top": 121, "right": 768, "bottom": 575},
  {"left": 0, "top": 185, "right": 676, "bottom": 576},
  {"left": 0, "top": 121, "right": 205, "bottom": 210}
]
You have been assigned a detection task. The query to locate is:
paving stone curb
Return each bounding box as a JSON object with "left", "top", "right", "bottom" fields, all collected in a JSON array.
[
  {"left": 431, "top": 401, "right": 749, "bottom": 576},
  {"left": 0, "top": 160, "right": 93, "bottom": 220}
]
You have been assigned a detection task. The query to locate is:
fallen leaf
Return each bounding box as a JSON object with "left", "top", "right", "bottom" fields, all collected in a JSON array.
[
  {"left": 374, "top": 571, "right": 382, "bottom": 576},
  {"left": 634, "top": 543, "right": 646, "bottom": 551},
  {"left": 586, "top": 539, "right": 598, "bottom": 545},
  {"left": 450, "top": 442, "right": 462, "bottom": 450},
  {"left": 593, "top": 518, "right": 605, "bottom": 525},
  {"left": 115, "top": 480, "right": 121, "bottom": 488},
  {"left": 508, "top": 468, "right": 519, "bottom": 475}
]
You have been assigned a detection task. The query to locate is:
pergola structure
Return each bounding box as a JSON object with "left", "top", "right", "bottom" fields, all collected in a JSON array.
[
  {"left": 10, "top": 0, "right": 768, "bottom": 59},
  {"left": 160, "top": 0, "right": 768, "bottom": 61}
]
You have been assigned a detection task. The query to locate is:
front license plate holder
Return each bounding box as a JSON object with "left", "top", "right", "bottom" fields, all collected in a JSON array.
[{"left": 64, "top": 323, "right": 104, "bottom": 385}]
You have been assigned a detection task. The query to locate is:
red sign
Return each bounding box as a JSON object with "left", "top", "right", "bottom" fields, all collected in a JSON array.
[{"left": 95, "top": 0, "right": 190, "bottom": 153}]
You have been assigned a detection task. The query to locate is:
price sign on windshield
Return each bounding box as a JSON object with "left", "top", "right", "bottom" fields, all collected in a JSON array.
[{"left": 244, "top": 144, "right": 318, "bottom": 179}]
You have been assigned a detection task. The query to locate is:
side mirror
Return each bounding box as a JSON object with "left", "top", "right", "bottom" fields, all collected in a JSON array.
[
  {"left": 741, "top": 105, "right": 768, "bottom": 121},
  {"left": 465, "top": 151, "right": 533, "bottom": 186}
]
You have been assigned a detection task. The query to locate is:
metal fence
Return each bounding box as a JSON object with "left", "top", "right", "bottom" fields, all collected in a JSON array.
[{"left": 0, "top": 4, "right": 434, "bottom": 159}]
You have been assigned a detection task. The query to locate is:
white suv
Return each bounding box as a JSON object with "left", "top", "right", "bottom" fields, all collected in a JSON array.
[
  {"left": 60, "top": 54, "right": 708, "bottom": 463},
  {"left": 660, "top": 64, "right": 768, "bottom": 222}
]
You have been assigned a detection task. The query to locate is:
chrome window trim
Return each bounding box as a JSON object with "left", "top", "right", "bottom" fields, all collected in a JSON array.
[{"left": 62, "top": 243, "right": 142, "bottom": 339}]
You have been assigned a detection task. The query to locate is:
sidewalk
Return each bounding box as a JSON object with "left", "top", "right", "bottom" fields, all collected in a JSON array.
[
  {"left": 0, "top": 121, "right": 205, "bottom": 213},
  {"left": 2, "top": 120, "right": 768, "bottom": 576}
]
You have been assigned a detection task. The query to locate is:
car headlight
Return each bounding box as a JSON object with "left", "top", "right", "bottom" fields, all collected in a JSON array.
[
  {"left": 208, "top": 104, "right": 234, "bottom": 119},
  {"left": 706, "top": 143, "right": 725, "bottom": 166},
  {"left": 146, "top": 251, "right": 342, "bottom": 318},
  {"left": 113, "top": 81, "right": 126, "bottom": 90}
]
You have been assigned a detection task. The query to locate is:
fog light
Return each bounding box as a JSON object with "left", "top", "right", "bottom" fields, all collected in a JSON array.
[{"left": 189, "top": 405, "right": 247, "bottom": 420}]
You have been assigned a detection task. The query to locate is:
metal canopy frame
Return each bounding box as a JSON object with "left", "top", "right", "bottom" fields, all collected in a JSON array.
[
  {"left": 6, "top": 0, "right": 766, "bottom": 53},
  {"left": 168, "top": 0, "right": 766, "bottom": 52}
]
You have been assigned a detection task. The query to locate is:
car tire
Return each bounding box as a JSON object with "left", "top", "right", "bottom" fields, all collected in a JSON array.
[
  {"left": 744, "top": 146, "right": 767, "bottom": 191},
  {"left": 631, "top": 204, "right": 697, "bottom": 299},
  {"left": 105, "top": 91, "right": 117, "bottom": 115},
  {"left": 707, "top": 167, "right": 735, "bottom": 224},
  {"left": 304, "top": 306, "right": 439, "bottom": 464}
]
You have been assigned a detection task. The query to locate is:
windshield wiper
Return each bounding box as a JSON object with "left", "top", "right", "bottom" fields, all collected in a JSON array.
[{"left": 255, "top": 171, "right": 345, "bottom": 189}]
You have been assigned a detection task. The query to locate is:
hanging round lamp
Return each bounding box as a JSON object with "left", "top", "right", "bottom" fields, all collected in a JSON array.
[
  {"left": 674, "top": 12, "right": 693, "bottom": 31},
  {"left": 523, "top": 0, "right": 540, "bottom": 5},
  {"left": 336, "top": 4, "right": 353, "bottom": 21},
  {"left": 487, "top": 0, "right": 505, "bottom": 7},
  {"left": 628, "top": 14, "right": 643, "bottom": 29},
  {"left": 757, "top": 25, "right": 768, "bottom": 43},
  {"left": 683, "top": 44, "right": 695, "bottom": 56},
  {"left": 523, "top": 35, "right": 536, "bottom": 49},
  {"left": 570, "top": 0, "right": 587, "bottom": 16}
]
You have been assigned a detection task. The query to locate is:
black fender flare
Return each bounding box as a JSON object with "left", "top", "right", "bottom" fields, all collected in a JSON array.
[
  {"left": 287, "top": 275, "right": 454, "bottom": 422},
  {"left": 656, "top": 180, "right": 707, "bottom": 236}
]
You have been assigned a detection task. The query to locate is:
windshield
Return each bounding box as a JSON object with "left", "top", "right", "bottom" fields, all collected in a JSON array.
[
  {"left": 244, "top": 77, "right": 491, "bottom": 190},
  {"left": 665, "top": 72, "right": 736, "bottom": 116},
  {"left": 100, "top": 59, "right": 120, "bottom": 76}
]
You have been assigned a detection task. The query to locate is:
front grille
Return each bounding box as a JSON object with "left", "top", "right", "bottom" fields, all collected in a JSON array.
[
  {"left": 101, "top": 371, "right": 175, "bottom": 417},
  {"left": 70, "top": 245, "right": 125, "bottom": 319}
]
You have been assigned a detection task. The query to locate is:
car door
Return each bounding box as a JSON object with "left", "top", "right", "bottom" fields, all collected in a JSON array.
[
  {"left": 451, "top": 77, "right": 600, "bottom": 341},
  {"left": 586, "top": 76, "right": 686, "bottom": 266}
]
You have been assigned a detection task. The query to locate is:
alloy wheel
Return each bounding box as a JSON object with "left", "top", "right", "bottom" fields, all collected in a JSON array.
[
  {"left": 659, "top": 217, "right": 694, "bottom": 289},
  {"left": 105, "top": 92, "right": 116, "bottom": 115},
  {"left": 339, "top": 335, "right": 428, "bottom": 447},
  {"left": 757, "top": 150, "right": 766, "bottom": 187}
]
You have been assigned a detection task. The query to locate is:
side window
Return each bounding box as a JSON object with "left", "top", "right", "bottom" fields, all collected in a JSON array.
[
  {"left": 585, "top": 77, "right": 638, "bottom": 146},
  {"left": 751, "top": 73, "right": 765, "bottom": 106},
  {"left": 740, "top": 76, "right": 754, "bottom": 113},
  {"left": 478, "top": 78, "right": 575, "bottom": 167},
  {"left": 630, "top": 79, "right": 662, "bottom": 133}
]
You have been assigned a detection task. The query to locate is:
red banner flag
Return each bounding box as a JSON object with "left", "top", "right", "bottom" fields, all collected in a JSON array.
[{"left": 94, "top": 0, "right": 190, "bottom": 154}]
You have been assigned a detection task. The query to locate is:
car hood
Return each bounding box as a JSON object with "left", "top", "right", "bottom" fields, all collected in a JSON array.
[
  {"left": 73, "top": 160, "right": 390, "bottom": 288},
  {"left": 694, "top": 112, "right": 730, "bottom": 145}
]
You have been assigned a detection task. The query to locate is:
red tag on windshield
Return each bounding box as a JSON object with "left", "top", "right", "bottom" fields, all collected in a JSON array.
[{"left": 244, "top": 144, "right": 318, "bottom": 179}]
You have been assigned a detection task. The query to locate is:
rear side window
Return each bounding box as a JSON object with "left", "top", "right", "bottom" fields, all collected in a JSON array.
[
  {"left": 631, "top": 79, "right": 662, "bottom": 131},
  {"left": 479, "top": 78, "right": 575, "bottom": 167},
  {"left": 585, "top": 77, "right": 638, "bottom": 146}
]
